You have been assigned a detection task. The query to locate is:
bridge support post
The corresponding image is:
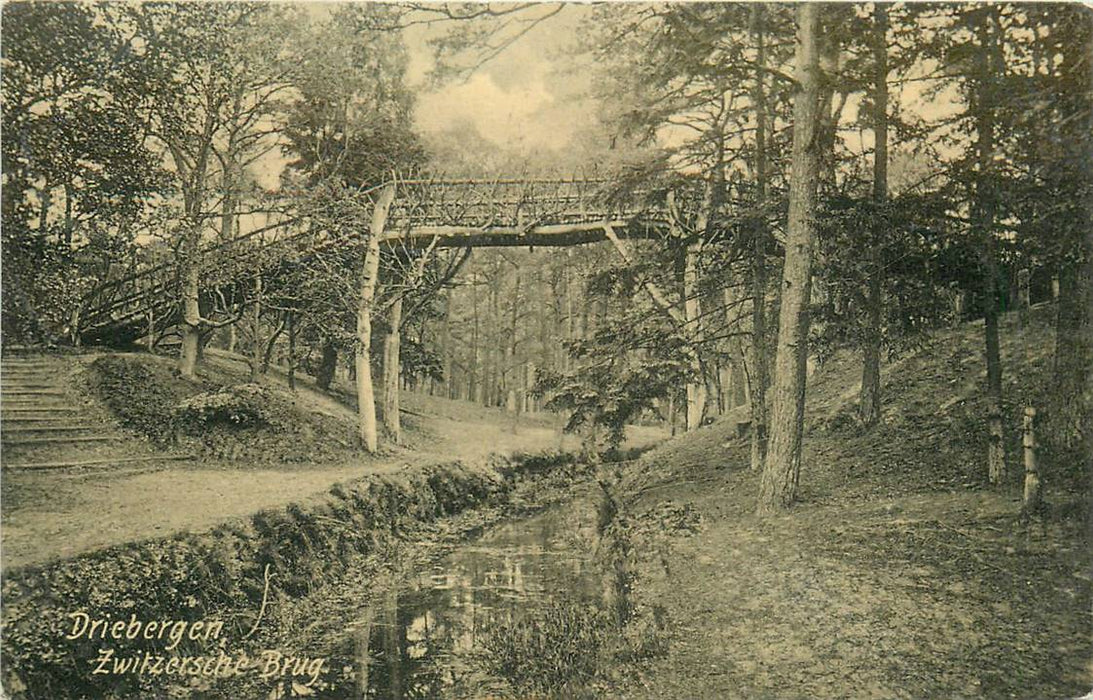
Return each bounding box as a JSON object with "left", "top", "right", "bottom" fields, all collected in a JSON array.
[
  {"left": 356, "top": 184, "right": 396, "bottom": 453},
  {"left": 179, "top": 244, "right": 202, "bottom": 379},
  {"left": 382, "top": 296, "right": 403, "bottom": 444}
]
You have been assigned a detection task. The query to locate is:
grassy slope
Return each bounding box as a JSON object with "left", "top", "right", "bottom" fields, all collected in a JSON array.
[{"left": 616, "top": 306, "right": 1091, "bottom": 699}]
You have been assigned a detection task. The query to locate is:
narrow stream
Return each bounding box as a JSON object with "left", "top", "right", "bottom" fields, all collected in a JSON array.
[{"left": 325, "top": 496, "right": 604, "bottom": 698}]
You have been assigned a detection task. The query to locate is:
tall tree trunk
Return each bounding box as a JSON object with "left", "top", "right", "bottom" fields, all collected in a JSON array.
[
  {"left": 1060, "top": 302, "right": 1093, "bottom": 459},
  {"left": 441, "top": 291, "right": 453, "bottom": 399},
  {"left": 219, "top": 160, "right": 238, "bottom": 242},
  {"left": 260, "top": 313, "right": 286, "bottom": 375},
  {"left": 287, "top": 311, "right": 296, "bottom": 391},
  {"left": 507, "top": 267, "right": 521, "bottom": 427},
  {"left": 859, "top": 2, "right": 888, "bottom": 427},
  {"left": 487, "top": 276, "right": 500, "bottom": 407},
  {"left": 668, "top": 393, "right": 678, "bottom": 437},
  {"left": 718, "top": 363, "right": 731, "bottom": 414},
  {"left": 356, "top": 184, "right": 395, "bottom": 453},
  {"left": 172, "top": 119, "right": 214, "bottom": 379},
  {"left": 63, "top": 182, "right": 74, "bottom": 246},
  {"left": 249, "top": 274, "right": 263, "bottom": 382},
  {"left": 383, "top": 296, "right": 403, "bottom": 444},
  {"left": 1049, "top": 19, "right": 1093, "bottom": 455},
  {"left": 525, "top": 361, "right": 534, "bottom": 413},
  {"left": 1053, "top": 263, "right": 1092, "bottom": 444},
  {"left": 471, "top": 273, "right": 481, "bottom": 404},
  {"left": 976, "top": 9, "right": 1007, "bottom": 485},
  {"left": 38, "top": 179, "right": 51, "bottom": 235},
  {"left": 317, "top": 340, "right": 337, "bottom": 391},
  {"left": 564, "top": 253, "right": 575, "bottom": 373},
  {"left": 146, "top": 307, "right": 155, "bottom": 352},
  {"left": 684, "top": 236, "right": 706, "bottom": 431},
  {"left": 687, "top": 166, "right": 722, "bottom": 431},
  {"left": 748, "top": 3, "right": 771, "bottom": 470},
  {"left": 757, "top": 3, "right": 824, "bottom": 513},
  {"left": 179, "top": 230, "right": 202, "bottom": 380}
]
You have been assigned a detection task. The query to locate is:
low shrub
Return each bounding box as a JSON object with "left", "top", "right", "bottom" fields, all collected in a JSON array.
[
  {"left": 477, "top": 596, "right": 669, "bottom": 698},
  {"left": 174, "top": 384, "right": 277, "bottom": 432},
  {"left": 478, "top": 600, "right": 610, "bottom": 697}
]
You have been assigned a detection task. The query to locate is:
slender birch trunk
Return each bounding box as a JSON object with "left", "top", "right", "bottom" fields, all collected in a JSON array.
[
  {"left": 383, "top": 296, "right": 403, "bottom": 443},
  {"left": 684, "top": 239, "right": 706, "bottom": 431},
  {"left": 179, "top": 230, "right": 202, "bottom": 379},
  {"left": 975, "top": 9, "right": 1007, "bottom": 485},
  {"left": 356, "top": 184, "right": 395, "bottom": 453}
]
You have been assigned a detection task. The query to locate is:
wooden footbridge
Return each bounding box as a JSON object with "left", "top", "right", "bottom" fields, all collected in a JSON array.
[{"left": 77, "top": 177, "right": 680, "bottom": 344}]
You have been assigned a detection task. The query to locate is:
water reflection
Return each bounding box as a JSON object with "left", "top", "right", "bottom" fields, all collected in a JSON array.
[{"left": 328, "top": 503, "right": 602, "bottom": 699}]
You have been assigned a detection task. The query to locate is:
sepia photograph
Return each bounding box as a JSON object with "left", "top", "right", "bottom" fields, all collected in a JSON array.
[{"left": 1, "top": 1, "right": 1090, "bottom": 698}]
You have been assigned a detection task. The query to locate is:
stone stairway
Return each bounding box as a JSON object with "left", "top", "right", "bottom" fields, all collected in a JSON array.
[{"left": 1, "top": 355, "right": 189, "bottom": 471}]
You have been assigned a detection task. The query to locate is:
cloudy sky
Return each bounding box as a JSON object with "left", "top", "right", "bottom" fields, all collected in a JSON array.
[
  {"left": 251, "top": 2, "right": 964, "bottom": 187},
  {"left": 403, "top": 4, "right": 598, "bottom": 157}
]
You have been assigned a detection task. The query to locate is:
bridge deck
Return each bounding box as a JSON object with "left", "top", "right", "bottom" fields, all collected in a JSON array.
[
  {"left": 382, "top": 218, "right": 665, "bottom": 248},
  {"left": 79, "top": 177, "right": 672, "bottom": 338}
]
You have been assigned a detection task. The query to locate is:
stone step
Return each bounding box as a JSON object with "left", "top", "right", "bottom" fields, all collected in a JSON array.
[
  {"left": 1, "top": 401, "right": 77, "bottom": 409},
  {"left": 4, "top": 455, "right": 192, "bottom": 471},
  {"left": 2, "top": 389, "right": 67, "bottom": 397},
  {"left": 2, "top": 418, "right": 87, "bottom": 426},
  {"left": 2, "top": 405, "right": 81, "bottom": 412},
  {"left": 2, "top": 435, "right": 116, "bottom": 446},
  {"left": 3, "top": 426, "right": 99, "bottom": 435},
  {"left": 2, "top": 416, "right": 93, "bottom": 425},
  {"left": 1, "top": 382, "right": 62, "bottom": 390},
  {"left": 1, "top": 402, "right": 75, "bottom": 413}
]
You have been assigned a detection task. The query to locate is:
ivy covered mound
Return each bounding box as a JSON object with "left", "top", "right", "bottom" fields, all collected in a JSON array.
[{"left": 88, "top": 355, "right": 363, "bottom": 464}]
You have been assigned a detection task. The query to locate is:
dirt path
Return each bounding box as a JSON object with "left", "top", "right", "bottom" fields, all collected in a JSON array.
[
  {"left": 0, "top": 429, "right": 555, "bottom": 571},
  {"left": 2, "top": 353, "right": 665, "bottom": 571},
  {"left": 1, "top": 463, "right": 378, "bottom": 566}
]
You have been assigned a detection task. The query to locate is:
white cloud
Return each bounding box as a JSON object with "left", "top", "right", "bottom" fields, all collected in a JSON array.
[{"left": 415, "top": 72, "right": 571, "bottom": 152}]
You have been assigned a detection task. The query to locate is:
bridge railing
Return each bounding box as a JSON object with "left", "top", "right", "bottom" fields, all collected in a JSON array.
[
  {"left": 386, "top": 178, "right": 654, "bottom": 231},
  {"left": 78, "top": 177, "right": 670, "bottom": 340}
]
